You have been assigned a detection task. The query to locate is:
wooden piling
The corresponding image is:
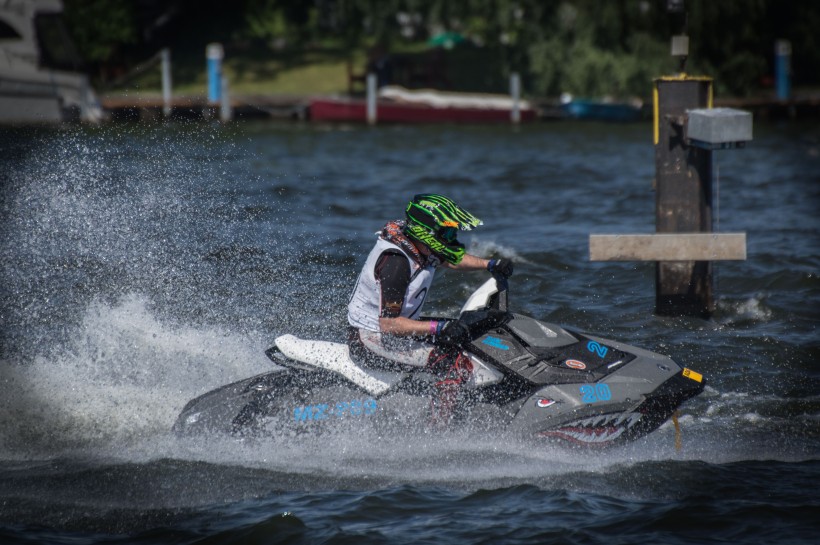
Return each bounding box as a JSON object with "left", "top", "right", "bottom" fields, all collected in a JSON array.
[
  {"left": 653, "top": 75, "right": 715, "bottom": 316},
  {"left": 588, "top": 78, "right": 750, "bottom": 316}
]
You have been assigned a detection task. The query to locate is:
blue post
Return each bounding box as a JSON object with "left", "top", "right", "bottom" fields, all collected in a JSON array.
[
  {"left": 774, "top": 40, "right": 791, "bottom": 101},
  {"left": 207, "top": 43, "right": 224, "bottom": 104}
]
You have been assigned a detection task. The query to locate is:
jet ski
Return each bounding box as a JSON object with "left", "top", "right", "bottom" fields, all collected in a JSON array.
[{"left": 173, "top": 277, "right": 705, "bottom": 446}]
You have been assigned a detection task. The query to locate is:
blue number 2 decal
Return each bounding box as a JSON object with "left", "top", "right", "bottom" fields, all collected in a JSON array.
[
  {"left": 587, "top": 341, "right": 608, "bottom": 358},
  {"left": 580, "top": 383, "right": 612, "bottom": 403}
]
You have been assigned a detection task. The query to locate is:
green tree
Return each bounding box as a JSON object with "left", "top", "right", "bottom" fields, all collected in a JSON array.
[
  {"left": 60, "top": 0, "right": 820, "bottom": 96},
  {"left": 63, "top": 0, "right": 137, "bottom": 64},
  {"left": 243, "top": 0, "right": 316, "bottom": 45}
]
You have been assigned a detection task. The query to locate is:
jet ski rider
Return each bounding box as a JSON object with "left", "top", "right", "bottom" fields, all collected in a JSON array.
[{"left": 347, "top": 193, "right": 514, "bottom": 422}]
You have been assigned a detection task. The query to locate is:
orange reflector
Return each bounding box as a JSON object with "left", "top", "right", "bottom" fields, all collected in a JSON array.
[{"left": 683, "top": 368, "right": 703, "bottom": 383}]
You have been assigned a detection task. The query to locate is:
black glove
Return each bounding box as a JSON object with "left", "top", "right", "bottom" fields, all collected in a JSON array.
[
  {"left": 485, "top": 309, "right": 511, "bottom": 326},
  {"left": 436, "top": 319, "right": 471, "bottom": 346},
  {"left": 487, "top": 258, "right": 514, "bottom": 279}
]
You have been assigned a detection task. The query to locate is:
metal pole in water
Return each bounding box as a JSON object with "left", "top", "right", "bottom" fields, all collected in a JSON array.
[
  {"left": 775, "top": 40, "right": 792, "bottom": 101},
  {"left": 220, "top": 76, "right": 232, "bottom": 122},
  {"left": 161, "top": 48, "right": 172, "bottom": 118},
  {"left": 366, "top": 73, "right": 377, "bottom": 125},
  {"left": 510, "top": 72, "right": 521, "bottom": 124}
]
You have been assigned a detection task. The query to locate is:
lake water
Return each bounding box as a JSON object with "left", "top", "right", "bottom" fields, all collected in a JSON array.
[{"left": 1, "top": 119, "right": 818, "bottom": 544}]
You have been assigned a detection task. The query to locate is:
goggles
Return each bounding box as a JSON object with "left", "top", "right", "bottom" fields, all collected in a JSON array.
[{"left": 437, "top": 225, "right": 459, "bottom": 243}]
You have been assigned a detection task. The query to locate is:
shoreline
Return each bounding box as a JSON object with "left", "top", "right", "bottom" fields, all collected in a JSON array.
[{"left": 98, "top": 92, "right": 820, "bottom": 122}]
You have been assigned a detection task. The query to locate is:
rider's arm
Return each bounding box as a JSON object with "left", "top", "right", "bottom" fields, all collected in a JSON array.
[
  {"left": 379, "top": 315, "right": 434, "bottom": 337},
  {"left": 375, "top": 251, "right": 438, "bottom": 337},
  {"left": 441, "top": 253, "right": 490, "bottom": 271}
]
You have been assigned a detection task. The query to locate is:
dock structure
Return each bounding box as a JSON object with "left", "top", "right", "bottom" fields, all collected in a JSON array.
[
  {"left": 95, "top": 43, "right": 818, "bottom": 125},
  {"left": 655, "top": 75, "right": 719, "bottom": 316},
  {"left": 589, "top": 74, "right": 751, "bottom": 317},
  {"left": 97, "top": 92, "right": 820, "bottom": 124},
  {"left": 101, "top": 94, "right": 308, "bottom": 121}
]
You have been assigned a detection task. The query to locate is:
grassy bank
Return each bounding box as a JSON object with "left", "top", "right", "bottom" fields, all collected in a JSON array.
[
  {"left": 104, "top": 40, "right": 517, "bottom": 99},
  {"left": 108, "top": 45, "right": 363, "bottom": 97}
]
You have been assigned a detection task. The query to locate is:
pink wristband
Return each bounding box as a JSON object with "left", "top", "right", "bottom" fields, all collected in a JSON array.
[{"left": 429, "top": 320, "right": 438, "bottom": 336}]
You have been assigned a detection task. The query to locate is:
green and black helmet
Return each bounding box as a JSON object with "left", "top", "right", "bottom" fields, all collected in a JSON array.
[{"left": 404, "top": 194, "right": 482, "bottom": 265}]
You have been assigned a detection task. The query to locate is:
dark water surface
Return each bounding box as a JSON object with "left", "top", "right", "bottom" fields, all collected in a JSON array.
[{"left": 1, "top": 120, "right": 818, "bottom": 544}]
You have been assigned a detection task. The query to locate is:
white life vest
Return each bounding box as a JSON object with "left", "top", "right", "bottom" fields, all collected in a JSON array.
[{"left": 348, "top": 237, "right": 437, "bottom": 332}]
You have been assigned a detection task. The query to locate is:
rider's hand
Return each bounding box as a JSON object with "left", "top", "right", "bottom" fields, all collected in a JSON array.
[
  {"left": 486, "top": 309, "right": 511, "bottom": 325},
  {"left": 487, "top": 258, "right": 514, "bottom": 279},
  {"left": 436, "top": 319, "right": 471, "bottom": 346}
]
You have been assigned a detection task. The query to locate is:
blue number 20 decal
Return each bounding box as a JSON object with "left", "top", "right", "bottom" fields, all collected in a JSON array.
[
  {"left": 587, "top": 341, "right": 608, "bottom": 358},
  {"left": 580, "top": 383, "right": 612, "bottom": 403}
]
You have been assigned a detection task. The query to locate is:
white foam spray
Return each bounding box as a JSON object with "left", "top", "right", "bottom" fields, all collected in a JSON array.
[{"left": 0, "top": 293, "right": 273, "bottom": 459}]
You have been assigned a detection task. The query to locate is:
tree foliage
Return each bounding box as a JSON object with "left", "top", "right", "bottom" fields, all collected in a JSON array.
[
  {"left": 62, "top": 0, "right": 819, "bottom": 97},
  {"left": 63, "top": 0, "right": 137, "bottom": 64}
]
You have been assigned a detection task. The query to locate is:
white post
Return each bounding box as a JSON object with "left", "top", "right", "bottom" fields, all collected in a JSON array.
[
  {"left": 510, "top": 72, "right": 521, "bottom": 124},
  {"left": 366, "top": 72, "right": 377, "bottom": 125},
  {"left": 161, "top": 48, "right": 172, "bottom": 118},
  {"left": 220, "top": 76, "right": 232, "bottom": 122}
]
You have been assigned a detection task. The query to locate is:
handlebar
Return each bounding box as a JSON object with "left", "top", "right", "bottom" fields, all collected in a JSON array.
[
  {"left": 456, "top": 272, "right": 512, "bottom": 337},
  {"left": 491, "top": 272, "right": 509, "bottom": 313}
]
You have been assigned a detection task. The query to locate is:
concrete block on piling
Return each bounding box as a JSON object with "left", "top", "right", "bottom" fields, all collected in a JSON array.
[{"left": 687, "top": 108, "right": 752, "bottom": 146}]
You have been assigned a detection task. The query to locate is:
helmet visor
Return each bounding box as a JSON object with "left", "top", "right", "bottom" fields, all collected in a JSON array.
[{"left": 437, "top": 225, "right": 458, "bottom": 243}]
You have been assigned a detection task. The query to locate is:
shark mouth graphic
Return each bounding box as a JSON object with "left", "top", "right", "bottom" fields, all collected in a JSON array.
[{"left": 537, "top": 412, "right": 643, "bottom": 445}]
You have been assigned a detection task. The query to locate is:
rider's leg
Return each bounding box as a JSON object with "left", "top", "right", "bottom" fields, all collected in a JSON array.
[
  {"left": 350, "top": 327, "right": 433, "bottom": 368},
  {"left": 426, "top": 348, "right": 474, "bottom": 426},
  {"left": 348, "top": 327, "right": 475, "bottom": 425}
]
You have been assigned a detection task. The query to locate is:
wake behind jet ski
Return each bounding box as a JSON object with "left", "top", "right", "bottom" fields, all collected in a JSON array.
[{"left": 174, "top": 277, "right": 705, "bottom": 446}]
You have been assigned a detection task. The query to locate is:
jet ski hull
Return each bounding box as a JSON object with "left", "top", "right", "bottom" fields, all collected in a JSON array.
[
  {"left": 173, "top": 338, "right": 704, "bottom": 446},
  {"left": 173, "top": 279, "right": 705, "bottom": 446}
]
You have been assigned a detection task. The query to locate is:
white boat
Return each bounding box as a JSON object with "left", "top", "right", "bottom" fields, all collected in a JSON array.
[{"left": 0, "top": 0, "right": 102, "bottom": 124}]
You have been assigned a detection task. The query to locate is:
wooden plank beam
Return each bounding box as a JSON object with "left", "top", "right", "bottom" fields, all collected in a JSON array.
[{"left": 590, "top": 233, "right": 746, "bottom": 262}]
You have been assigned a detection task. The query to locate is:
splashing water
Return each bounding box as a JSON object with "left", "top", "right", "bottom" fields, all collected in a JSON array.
[{"left": 1, "top": 121, "right": 818, "bottom": 544}]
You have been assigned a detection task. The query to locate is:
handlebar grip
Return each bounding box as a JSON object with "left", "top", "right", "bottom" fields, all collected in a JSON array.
[{"left": 492, "top": 273, "right": 509, "bottom": 312}]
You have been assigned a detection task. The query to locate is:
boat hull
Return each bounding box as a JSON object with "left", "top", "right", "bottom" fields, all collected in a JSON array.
[{"left": 310, "top": 97, "right": 537, "bottom": 124}]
